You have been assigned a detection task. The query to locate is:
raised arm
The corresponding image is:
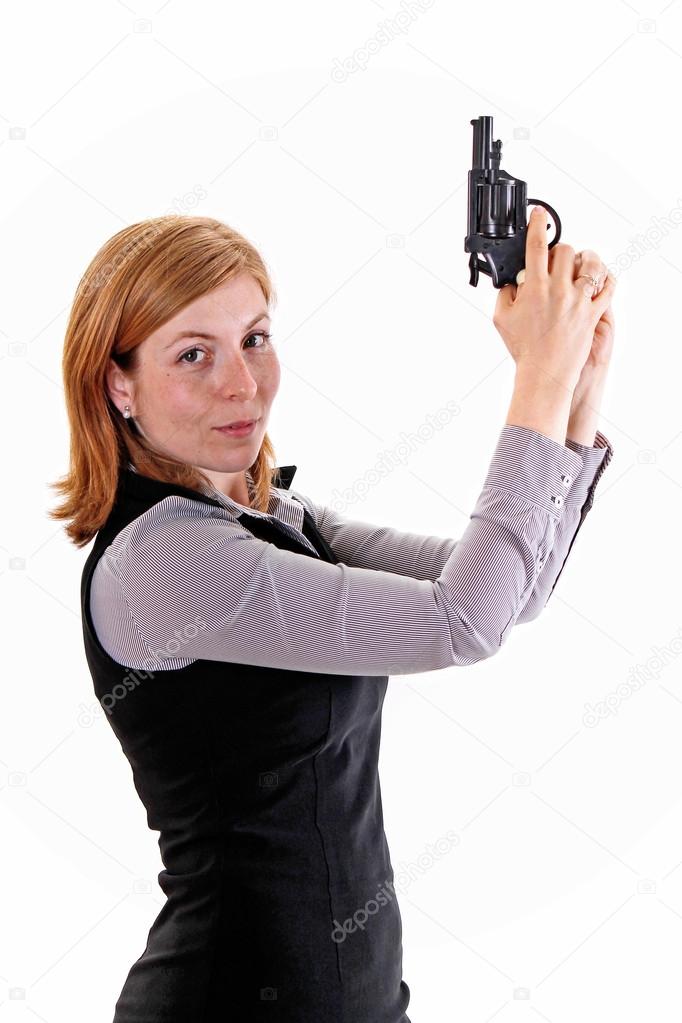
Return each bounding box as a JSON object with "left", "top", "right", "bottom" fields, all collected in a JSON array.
[
  {"left": 108, "top": 422, "right": 584, "bottom": 679},
  {"left": 288, "top": 427, "right": 612, "bottom": 628},
  {"left": 290, "top": 428, "right": 611, "bottom": 580}
]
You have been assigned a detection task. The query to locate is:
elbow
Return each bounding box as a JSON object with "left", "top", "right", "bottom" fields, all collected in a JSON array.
[
  {"left": 473, "top": 643, "right": 499, "bottom": 665},
  {"left": 455, "top": 593, "right": 549, "bottom": 664},
  {"left": 514, "top": 588, "right": 549, "bottom": 627},
  {"left": 437, "top": 586, "right": 512, "bottom": 667},
  {"left": 487, "top": 613, "right": 521, "bottom": 656},
  {"left": 461, "top": 624, "right": 506, "bottom": 665},
  {"left": 490, "top": 600, "right": 544, "bottom": 653}
]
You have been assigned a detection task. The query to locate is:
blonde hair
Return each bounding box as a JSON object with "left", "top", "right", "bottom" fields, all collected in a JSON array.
[{"left": 49, "top": 214, "right": 279, "bottom": 548}]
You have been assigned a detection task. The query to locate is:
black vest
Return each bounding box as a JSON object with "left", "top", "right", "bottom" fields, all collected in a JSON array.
[{"left": 80, "top": 466, "right": 411, "bottom": 1023}]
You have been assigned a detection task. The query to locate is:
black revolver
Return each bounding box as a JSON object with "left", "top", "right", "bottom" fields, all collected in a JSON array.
[{"left": 464, "top": 115, "right": 561, "bottom": 288}]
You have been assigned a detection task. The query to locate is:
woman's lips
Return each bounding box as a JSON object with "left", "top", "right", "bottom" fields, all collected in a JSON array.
[{"left": 213, "top": 418, "right": 259, "bottom": 437}]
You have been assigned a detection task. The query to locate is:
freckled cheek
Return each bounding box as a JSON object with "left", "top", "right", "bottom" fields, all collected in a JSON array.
[
  {"left": 263, "top": 352, "right": 281, "bottom": 397},
  {"left": 153, "top": 378, "right": 202, "bottom": 422}
]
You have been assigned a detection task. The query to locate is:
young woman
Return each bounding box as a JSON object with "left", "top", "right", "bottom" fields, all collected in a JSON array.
[{"left": 50, "top": 210, "right": 616, "bottom": 1022}]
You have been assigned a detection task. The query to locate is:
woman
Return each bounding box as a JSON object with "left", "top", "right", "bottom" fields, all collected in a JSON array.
[{"left": 50, "top": 210, "right": 616, "bottom": 1022}]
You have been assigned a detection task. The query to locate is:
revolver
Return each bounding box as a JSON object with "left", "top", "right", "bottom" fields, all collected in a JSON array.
[{"left": 464, "top": 115, "right": 561, "bottom": 288}]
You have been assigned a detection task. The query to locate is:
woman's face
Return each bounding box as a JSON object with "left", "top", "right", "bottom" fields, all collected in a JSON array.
[{"left": 106, "top": 272, "right": 281, "bottom": 504}]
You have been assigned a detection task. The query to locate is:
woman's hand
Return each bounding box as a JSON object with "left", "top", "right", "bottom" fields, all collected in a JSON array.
[
  {"left": 493, "top": 208, "right": 616, "bottom": 393},
  {"left": 561, "top": 252, "right": 616, "bottom": 446},
  {"left": 569, "top": 252, "right": 616, "bottom": 390}
]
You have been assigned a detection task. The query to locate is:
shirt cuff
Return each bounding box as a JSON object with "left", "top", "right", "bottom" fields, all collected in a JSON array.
[
  {"left": 564, "top": 429, "right": 614, "bottom": 510},
  {"left": 483, "top": 424, "right": 585, "bottom": 519}
]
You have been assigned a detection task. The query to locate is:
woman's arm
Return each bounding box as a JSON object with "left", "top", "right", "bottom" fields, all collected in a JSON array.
[
  {"left": 290, "top": 429, "right": 612, "bottom": 623},
  {"left": 103, "top": 422, "right": 585, "bottom": 678}
]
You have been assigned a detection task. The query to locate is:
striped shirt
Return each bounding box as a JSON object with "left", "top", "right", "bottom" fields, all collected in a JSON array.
[{"left": 89, "top": 424, "right": 612, "bottom": 677}]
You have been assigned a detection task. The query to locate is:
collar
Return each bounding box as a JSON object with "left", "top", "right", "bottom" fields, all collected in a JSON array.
[
  {"left": 126, "top": 461, "right": 296, "bottom": 489},
  {"left": 271, "top": 465, "right": 297, "bottom": 490},
  {"left": 120, "top": 462, "right": 298, "bottom": 520}
]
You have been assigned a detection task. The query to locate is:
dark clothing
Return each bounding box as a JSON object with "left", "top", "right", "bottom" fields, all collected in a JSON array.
[{"left": 81, "top": 466, "right": 411, "bottom": 1022}]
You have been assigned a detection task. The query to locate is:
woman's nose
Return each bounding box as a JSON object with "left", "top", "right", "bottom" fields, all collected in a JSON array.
[{"left": 217, "top": 352, "right": 258, "bottom": 398}]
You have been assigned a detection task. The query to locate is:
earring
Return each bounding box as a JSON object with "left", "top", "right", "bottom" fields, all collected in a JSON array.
[{"left": 123, "top": 405, "right": 132, "bottom": 419}]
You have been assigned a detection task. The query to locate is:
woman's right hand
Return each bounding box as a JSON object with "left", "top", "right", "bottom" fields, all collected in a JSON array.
[{"left": 492, "top": 205, "right": 617, "bottom": 390}]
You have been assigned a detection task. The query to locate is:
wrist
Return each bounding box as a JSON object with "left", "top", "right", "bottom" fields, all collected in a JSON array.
[
  {"left": 514, "top": 360, "right": 579, "bottom": 397},
  {"left": 571, "top": 364, "right": 609, "bottom": 409},
  {"left": 507, "top": 366, "right": 575, "bottom": 445},
  {"left": 567, "top": 404, "right": 600, "bottom": 447}
]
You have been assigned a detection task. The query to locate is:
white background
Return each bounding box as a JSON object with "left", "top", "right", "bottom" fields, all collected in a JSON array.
[{"left": 2, "top": 1, "right": 681, "bottom": 1020}]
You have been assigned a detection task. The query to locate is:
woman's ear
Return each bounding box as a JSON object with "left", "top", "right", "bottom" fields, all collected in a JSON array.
[{"left": 105, "top": 357, "right": 134, "bottom": 413}]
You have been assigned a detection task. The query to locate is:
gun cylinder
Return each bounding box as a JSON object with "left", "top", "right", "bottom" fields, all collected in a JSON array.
[{"left": 478, "top": 181, "right": 515, "bottom": 238}]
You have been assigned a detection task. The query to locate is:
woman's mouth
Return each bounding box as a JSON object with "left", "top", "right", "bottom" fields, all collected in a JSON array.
[{"left": 213, "top": 418, "right": 260, "bottom": 438}]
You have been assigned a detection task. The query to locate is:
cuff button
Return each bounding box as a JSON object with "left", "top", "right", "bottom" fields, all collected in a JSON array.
[{"left": 561, "top": 473, "right": 572, "bottom": 486}]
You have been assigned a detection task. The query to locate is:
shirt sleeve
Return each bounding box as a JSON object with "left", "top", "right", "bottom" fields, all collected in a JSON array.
[
  {"left": 523, "top": 428, "right": 613, "bottom": 612},
  {"left": 291, "top": 432, "right": 612, "bottom": 627},
  {"left": 118, "top": 424, "right": 585, "bottom": 678}
]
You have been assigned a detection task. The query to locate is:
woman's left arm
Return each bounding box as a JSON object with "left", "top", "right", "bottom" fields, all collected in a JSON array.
[{"left": 517, "top": 288, "right": 617, "bottom": 618}]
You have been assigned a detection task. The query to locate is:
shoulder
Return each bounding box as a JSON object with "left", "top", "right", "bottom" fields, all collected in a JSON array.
[
  {"left": 107, "top": 495, "right": 275, "bottom": 626},
  {"left": 117, "top": 495, "right": 260, "bottom": 579}
]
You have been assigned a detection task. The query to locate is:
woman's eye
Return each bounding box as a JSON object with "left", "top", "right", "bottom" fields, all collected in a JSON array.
[
  {"left": 178, "top": 347, "right": 206, "bottom": 364},
  {"left": 245, "top": 331, "right": 272, "bottom": 348}
]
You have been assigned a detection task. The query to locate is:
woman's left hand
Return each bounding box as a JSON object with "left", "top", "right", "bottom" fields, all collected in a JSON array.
[
  {"left": 570, "top": 251, "right": 616, "bottom": 407},
  {"left": 550, "top": 250, "right": 616, "bottom": 445}
]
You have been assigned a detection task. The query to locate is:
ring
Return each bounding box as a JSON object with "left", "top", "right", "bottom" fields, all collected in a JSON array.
[
  {"left": 576, "top": 271, "right": 603, "bottom": 297},
  {"left": 516, "top": 268, "right": 605, "bottom": 292}
]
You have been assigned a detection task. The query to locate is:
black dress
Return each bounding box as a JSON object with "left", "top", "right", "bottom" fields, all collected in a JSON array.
[{"left": 80, "top": 465, "right": 412, "bottom": 1022}]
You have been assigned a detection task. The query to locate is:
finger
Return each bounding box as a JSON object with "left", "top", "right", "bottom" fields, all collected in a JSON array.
[
  {"left": 589, "top": 271, "right": 617, "bottom": 316},
  {"left": 574, "top": 249, "right": 607, "bottom": 281},
  {"left": 549, "top": 248, "right": 580, "bottom": 274},
  {"left": 548, "top": 243, "right": 576, "bottom": 286},
  {"left": 521, "top": 205, "right": 550, "bottom": 284},
  {"left": 596, "top": 301, "right": 615, "bottom": 332},
  {"left": 576, "top": 249, "right": 602, "bottom": 267},
  {"left": 575, "top": 257, "right": 608, "bottom": 298},
  {"left": 602, "top": 302, "right": 615, "bottom": 327}
]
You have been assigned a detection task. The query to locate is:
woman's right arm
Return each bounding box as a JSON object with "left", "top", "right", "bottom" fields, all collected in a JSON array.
[{"left": 108, "top": 406, "right": 584, "bottom": 678}]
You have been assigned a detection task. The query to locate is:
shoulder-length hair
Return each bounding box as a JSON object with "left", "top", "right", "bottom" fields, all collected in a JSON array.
[{"left": 49, "top": 215, "right": 279, "bottom": 548}]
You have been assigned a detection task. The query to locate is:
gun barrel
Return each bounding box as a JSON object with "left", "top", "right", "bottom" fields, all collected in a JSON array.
[{"left": 470, "top": 115, "right": 493, "bottom": 170}]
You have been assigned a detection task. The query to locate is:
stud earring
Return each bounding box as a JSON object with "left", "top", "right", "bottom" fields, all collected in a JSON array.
[{"left": 123, "top": 405, "right": 132, "bottom": 419}]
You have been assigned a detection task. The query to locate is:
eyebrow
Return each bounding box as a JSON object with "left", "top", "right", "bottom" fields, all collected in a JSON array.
[{"left": 164, "top": 311, "right": 270, "bottom": 348}]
